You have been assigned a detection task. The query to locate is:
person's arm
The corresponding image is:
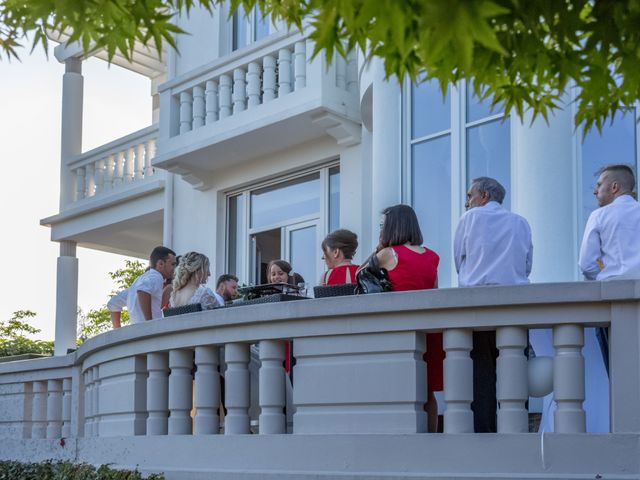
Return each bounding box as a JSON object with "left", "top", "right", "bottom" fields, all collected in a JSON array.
[
  {"left": 137, "top": 290, "right": 153, "bottom": 321},
  {"left": 376, "top": 247, "right": 397, "bottom": 271},
  {"left": 110, "top": 311, "right": 122, "bottom": 329},
  {"left": 579, "top": 212, "right": 602, "bottom": 280},
  {"left": 525, "top": 222, "right": 534, "bottom": 278},
  {"left": 107, "top": 288, "right": 128, "bottom": 329}
]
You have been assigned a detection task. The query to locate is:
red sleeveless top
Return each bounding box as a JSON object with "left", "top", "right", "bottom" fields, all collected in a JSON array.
[{"left": 325, "top": 264, "right": 359, "bottom": 285}]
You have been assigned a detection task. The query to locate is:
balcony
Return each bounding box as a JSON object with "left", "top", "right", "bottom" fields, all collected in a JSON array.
[
  {"left": 1, "top": 281, "right": 638, "bottom": 478},
  {"left": 154, "top": 31, "right": 361, "bottom": 189},
  {"left": 41, "top": 125, "right": 165, "bottom": 257}
]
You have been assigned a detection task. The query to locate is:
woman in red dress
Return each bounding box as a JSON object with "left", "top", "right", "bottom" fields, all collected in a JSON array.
[
  {"left": 320, "top": 229, "right": 359, "bottom": 285},
  {"left": 375, "top": 204, "right": 442, "bottom": 432}
]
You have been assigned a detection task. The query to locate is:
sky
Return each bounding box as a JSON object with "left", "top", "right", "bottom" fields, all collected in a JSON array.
[{"left": 0, "top": 43, "right": 152, "bottom": 340}]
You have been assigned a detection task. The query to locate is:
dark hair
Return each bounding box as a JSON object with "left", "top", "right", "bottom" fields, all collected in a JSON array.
[
  {"left": 321, "top": 229, "right": 358, "bottom": 259},
  {"left": 379, "top": 204, "right": 423, "bottom": 248},
  {"left": 150, "top": 246, "right": 176, "bottom": 268},
  {"left": 216, "top": 273, "right": 239, "bottom": 289},
  {"left": 472, "top": 177, "right": 506, "bottom": 204},
  {"left": 599, "top": 164, "right": 636, "bottom": 193},
  {"left": 267, "top": 259, "right": 292, "bottom": 276}
]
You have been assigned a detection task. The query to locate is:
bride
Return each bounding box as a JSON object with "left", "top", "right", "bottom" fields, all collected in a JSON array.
[{"left": 170, "top": 251, "right": 220, "bottom": 310}]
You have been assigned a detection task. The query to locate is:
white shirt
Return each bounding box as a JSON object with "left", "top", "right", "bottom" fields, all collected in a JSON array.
[
  {"left": 454, "top": 201, "right": 533, "bottom": 286},
  {"left": 107, "top": 288, "right": 128, "bottom": 312},
  {"left": 126, "top": 269, "right": 164, "bottom": 323},
  {"left": 579, "top": 194, "right": 640, "bottom": 280},
  {"left": 213, "top": 291, "right": 225, "bottom": 306}
]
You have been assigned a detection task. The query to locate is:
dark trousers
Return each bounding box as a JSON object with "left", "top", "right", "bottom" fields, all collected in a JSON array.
[{"left": 471, "top": 331, "right": 498, "bottom": 433}]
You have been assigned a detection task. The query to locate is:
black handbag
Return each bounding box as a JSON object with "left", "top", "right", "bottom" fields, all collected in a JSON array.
[{"left": 355, "top": 252, "right": 393, "bottom": 294}]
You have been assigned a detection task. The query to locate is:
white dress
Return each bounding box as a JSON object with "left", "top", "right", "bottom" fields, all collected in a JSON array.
[{"left": 170, "top": 285, "right": 220, "bottom": 310}]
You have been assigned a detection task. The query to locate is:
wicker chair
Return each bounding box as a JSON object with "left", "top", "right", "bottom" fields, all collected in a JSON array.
[
  {"left": 313, "top": 283, "right": 357, "bottom": 298},
  {"left": 162, "top": 303, "right": 203, "bottom": 317}
]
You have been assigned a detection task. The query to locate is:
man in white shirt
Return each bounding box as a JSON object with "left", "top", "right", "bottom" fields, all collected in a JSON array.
[
  {"left": 454, "top": 177, "right": 533, "bottom": 432},
  {"left": 125, "top": 246, "right": 177, "bottom": 324},
  {"left": 214, "top": 274, "right": 239, "bottom": 306}
]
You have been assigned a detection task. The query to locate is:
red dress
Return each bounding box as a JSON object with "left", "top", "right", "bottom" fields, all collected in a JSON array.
[
  {"left": 386, "top": 245, "right": 443, "bottom": 394},
  {"left": 324, "top": 264, "right": 359, "bottom": 285}
]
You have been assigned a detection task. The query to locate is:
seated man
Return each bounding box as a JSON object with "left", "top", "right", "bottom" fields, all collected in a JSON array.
[{"left": 214, "top": 274, "right": 239, "bottom": 306}]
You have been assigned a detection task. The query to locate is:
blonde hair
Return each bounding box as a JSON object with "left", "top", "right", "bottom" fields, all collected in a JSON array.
[{"left": 171, "top": 251, "right": 211, "bottom": 294}]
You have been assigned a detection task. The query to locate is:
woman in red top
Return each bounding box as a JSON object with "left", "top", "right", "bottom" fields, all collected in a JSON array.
[
  {"left": 376, "top": 204, "right": 442, "bottom": 432},
  {"left": 320, "top": 229, "right": 359, "bottom": 285}
]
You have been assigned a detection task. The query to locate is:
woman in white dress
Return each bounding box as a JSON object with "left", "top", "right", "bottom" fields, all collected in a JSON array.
[{"left": 170, "top": 251, "right": 220, "bottom": 310}]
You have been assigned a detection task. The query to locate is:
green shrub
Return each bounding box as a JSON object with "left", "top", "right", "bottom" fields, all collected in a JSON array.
[{"left": 0, "top": 460, "right": 164, "bottom": 479}]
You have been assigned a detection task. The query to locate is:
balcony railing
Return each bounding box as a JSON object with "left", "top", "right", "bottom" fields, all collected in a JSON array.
[
  {"left": 1, "top": 281, "right": 638, "bottom": 478},
  {"left": 68, "top": 125, "right": 159, "bottom": 204}
]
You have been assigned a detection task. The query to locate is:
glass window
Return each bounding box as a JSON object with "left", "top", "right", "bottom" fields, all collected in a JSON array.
[
  {"left": 232, "top": 13, "right": 248, "bottom": 51},
  {"left": 411, "top": 78, "right": 450, "bottom": 139},
  {"left": 227, "top": 194, "right": 246, "bottom": 277},
  {"left": 289, "top": 225, "right": 317, "bottom": 286},
  {"left": 466, "top": 81, "right": 505, "bottom": 123},
  {"left": 254, "top": 10, "right": 270, "bottom": 42},
  {"left": 232, "top": 6, "right": 270, "bottom": 52},
  {"left": 329, "top": 166, "right": 340, "bottom": 232}
]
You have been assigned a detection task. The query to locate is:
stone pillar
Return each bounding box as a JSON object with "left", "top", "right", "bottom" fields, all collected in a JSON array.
[
  {"left": 553, "top": 324, "right": 586, "bottom": 433},
  {"left": 443, "top": 329, "right": 474, "bottom": 433},
  {"left": 54, "top": 241, "right": 78, "bottom": 356},
  {"left": 31, "top": 381, "right": 48, "bottom": 439},
  {"left": 61, "top": 377, "right": 72, "bottom": 438},
  {"left": 496, "top": 327, "right": 528, "bottom": 433},
  {"left": 60, "top": 57, "right": 83, "bottom": 209},
  {"left": 194, "top": 346, "right": 220, "bottom": 435},
  {"left": 225, "top": 343, "right": 251, "bottom": 434},
  {"left": 168, "top": 349, "right": 193, "bottom": 435},
  {"left": 259, "top": 340, "right": 286, "bottom": 434},
  {"left": 146, "top": 352, "right": 169, "bottom": 435},
  {"left": 46, "top": 379, "right": 63, "bottom": 438}
]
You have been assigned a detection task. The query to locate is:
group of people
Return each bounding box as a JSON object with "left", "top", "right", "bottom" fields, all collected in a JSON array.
[{"left": 108, "top": 162, "right": 639, "bottom": 434}]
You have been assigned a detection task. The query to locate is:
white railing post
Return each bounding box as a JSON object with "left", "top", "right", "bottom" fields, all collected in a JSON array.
[
  {"left": 335, "top": 54, "right": 346, "bottom": 90},
  {"left": 443, "top": 329, "right": 474, "bottom": 433},
  {"left": 62, "top": 377, "right": 72, "bottom": 438},
  {"left": 232, "top": 68, "right": 247, "bottom": 114},
  {"left": 219, "top": 74, "right": 232, "bottom": 118},
  {"left": 553, "top": 324, "right": 586, "bottom": 433},
  {"left": 278, "top": 48, "right": 292, "bottom": 96},
  {"left": 247, "top": 62, "right": 261, "bottom": 108},
  {"left": 263, "top": 56, "right": 276, "bottom": 102},
  {"left": 135, "top": 144, "right": 145, "bottom": 180},
  {"left": 91, "top": 366, "right": 100, "bottom": 436},
  {"left": 179, "top": 91, "right": 193, "bottom": 134},
  {"left": 194, "top": 346, "right": 220, "bottom": 435},
  {"left": 113, "top": 152, "right": 124, "bottom": 186},
  {"left": 147, "top": 352, "right": 169, "bottom": 435},
  {"left": 85, "top": 163, "right": 95, "bottom": 197},
  {"left": 144, "top": 139, "right": 155, "bottom": 177},
  {"left": 193, "top": 85, "right": 206, "bottom": 129},
  {"left": 205, "top": 80, "right": 219, "bottom": 124},
  {"left": 259, "top": 340, "right": 286, "bottom": 434},
  {"left": 294, "top": 41, "right": 307, "bottom": 90},
  {"left": 104, "top": 155, "right": 115, "bottom": 191},
  {"left": 168, "top": 349, "right": 193, "bottom": 435},
  {"left": 225, "top": 343, "right": 250, "bottom": 434},
  {"left": 84, "top": 370, "right": 93, "bottom": 436},
  {"left": 496, "top": 327, "right": 528, "bottom": 433},
  {"left": 75, "top": 167, "right": 86, "bottom": 200},
  {"left": 31, "top": 381, "right": 47, "bottom": 439},
  {"left": 94, "top": 159, "right": 105, "bottom": 194},
  {"left": 124, "top": 147, "right": 135, "bottom": 183},
  {"left": 46, "top": 379, "right": 63, "bottom": 438}
]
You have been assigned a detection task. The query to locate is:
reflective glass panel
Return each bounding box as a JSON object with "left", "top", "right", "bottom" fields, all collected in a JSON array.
[
  {"left": 232, "top": 13, "right": 248, "bottom": 51},
  {"left": 582, "top": 109, "right": 636, "bottom": 227},
  {"left": 329, "top": 166, "right": 340, "bottom": 232},
  {"left": 466, "top": 81, "right": 505, "bottom": 123},
  {"left": 289, "top": 225, "right": 317, "bottom": 288},
  {"left": 250, "top": 174, "right": 320, "bottom": 228},
  {"left": 227, "top": 194, "right": 246, "bottom": 278},
  {"left": 254, "top": 10, "right": 270, "bottom": 41},
  {"left": 411, "top": 77, "right": 450, "bottom": 139},
  {"left": 412, "top": 135, "right": 452, "bottom": 287},
  {"left": 466, "top": 118, "right": 511, "bottom": 208}
]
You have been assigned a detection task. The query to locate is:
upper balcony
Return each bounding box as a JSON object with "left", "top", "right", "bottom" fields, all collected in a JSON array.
[{"left": 154, "top": 30, "right": 361, "bottom": 189}]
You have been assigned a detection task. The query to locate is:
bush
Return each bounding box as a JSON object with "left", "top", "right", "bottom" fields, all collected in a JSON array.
[{"left": 0, "top": 460, "right": 164, "bottom": 479}]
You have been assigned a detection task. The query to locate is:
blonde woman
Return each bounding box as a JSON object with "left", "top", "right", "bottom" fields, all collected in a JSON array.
[{"left": 170, "top": 252, "right": 220, "bottom": 310}]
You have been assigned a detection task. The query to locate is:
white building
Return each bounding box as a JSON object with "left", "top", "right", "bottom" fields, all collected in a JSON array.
[{"left": 1, "top": 5, "right": 640, "bottom": 478}]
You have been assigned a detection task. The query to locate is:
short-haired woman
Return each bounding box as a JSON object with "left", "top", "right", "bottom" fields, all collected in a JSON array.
[
  {"left": 170, "top": 252, "right": 220, "bottom": 310},
  {"left": 320, "top": 229, "right": 359, "bottom": 285}
]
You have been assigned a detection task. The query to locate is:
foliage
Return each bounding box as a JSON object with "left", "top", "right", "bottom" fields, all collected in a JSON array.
[
  {"left": 2, "top": 1, "right": 639, "bottom": 132},
  {"left": 0, "top": 460, "right": 164, "bottom": 479},
  {"left": 0, "top": 310, "right": 54, "bottom": 358}
]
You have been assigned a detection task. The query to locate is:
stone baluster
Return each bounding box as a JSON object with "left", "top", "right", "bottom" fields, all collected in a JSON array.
[
  {"left": 496, "top": 327, "right": 528, "bottom": 433},
  {"left": 113, "top": 152, "right": 124, "bottom": 186},
  {"left": 91, "top": 366, "right": 100, "bottom": 436},
  {"left": 192, "top": 85, "right": 206, "bottom": 128},
  {"left": 263, "top": 56, "right": 277, "bottom": 102},
  {"left": 85, "top": 163, "right": 95, "bottom": 197},
  {"left": 179, "top": 91, "right": 193, "bottom": 134},
  {"left": 144, "top": 140, "right": 155, "bottom": 177},
  {"left": 75, "top": 167, "right": 86, "bottom": 200},
  {"left": 31, "top": 381, "right": 48, "bottom": 439},
  {"left": 46, "top": 379, "right": 63, "bottom": 438},
  {"left": 205, "top": 80, "right": 219, "bottom": 124},
  {"left": 335, "top": 54, "right": 346, "bottom": 90},
  {"left": 443, "top": 329, "right": 474, "bottom": 433},
  {"left": 259, "top": 340, "right": 286, "bottom": 434},
  {"left": 278, "top": 48, "right": 292, "bottom": 96},
  {"left": 225, "top": 343, "right": 250, "bottom": 434},
  {"left": 294, "top": 41, "right": 307, "bottom": 90},
  {"left": 147, "top": 352, "right": 169, "bottom": 435},
  {"left": 247, "top": 62, "right": 261, "bottom": 108},
  {"left": 104, "top": 155, "right": 115, "bottom": 191},
  {"left": 553, "top": 324, "right": 586, "bottom": 433},
  {"left": 168, "top": 349, "right": 193, "bottom": 435},
  {"left": 232, "top": 68, "right": 247, "bottom": 114},
  {"left": 61, "top": 378, "right": 72, "bottom": 438},
  {"left": 194, "top": 346, "right": 221, "bottom": 435},
  {"left": 346, "top": 49, "right": 358, "bottom": 93},
  {"left": 84, "top": 370, "right": 93, "bottom": 436},
  {"left": 124, "top": 147, "right": 135, "bottom": 183},
  {"left": 219, "top": 74, "right": 233, "bottom": 118},
  {"left": 135, "top": 143, "right": 145, "bottom": 180},
  {"left": 94, "top": 159, "right": 105, "bottom": 194}
]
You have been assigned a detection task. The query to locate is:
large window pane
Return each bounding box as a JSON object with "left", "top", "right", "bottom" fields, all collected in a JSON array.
[
  {"left": 289, "top": 225, "right": 317, "bottom": 288},
  {"left": 254, "top": 11, "right": 270, "bottom": 42},
  {"left": 582, "top": 109, "right": 637, "bottom": 226},
  {"left": 250, "top": 174, "right": 320, "bottom": 228},
  {"left": 329, "top": 166, "right": 340, "bottom": 232},
  {"left": 466, "top": 118, "right": 511, "bottom": 208},
  {"left": 228, "top": 194, "right": 246, "bottom": 278},
  {"left": 232, "top": 13, "right": 248, "bottom": 51},
  {"left": 411, "top": 78, "right": 450, "bottom": 139},
  {"left": 467, "top": 81, "right": 505, "bottom": 123},
  {"left": 412, "top": 135, "right": 452, "bottom": 287}
]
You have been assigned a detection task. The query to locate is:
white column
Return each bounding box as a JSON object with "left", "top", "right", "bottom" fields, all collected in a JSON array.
[
  {"left": 60, "top": 58, "right": 83, "bottom": 209},
  {"left": 346, "top": 49, "right": 358, "bottom": 93},
  {"left": 46, "top": 379, "right": 63, "bottom": 438},
  {"left": 263, "top": 56, "right": 276, "bottom": 102},
  {"left": 84, "top": 370, "right": 93, "bottom": 436},
  {"left": 443, "top": 329, "right": 474, "bottom": 433},
  {"left": 144, "top": 140, "right": 155, "bottom": 177},
  {"left": 294, "top": 41, "right": 307, "bottom": 90},
  {"left": 31, "top": 381, "right": 47, "bottom": 439},
  {"left": 192, "top": 85, "right": 206, "bottom": 128},
  {"left": 219, "top": 74, "right": 232, "bottom": 118},
  {"left": 94, "top": 159, "right": 105, "bottom": 194},
  {"left": 113, "top": 152, "right": 124, "bottom": 186},
  {"left": 496, "top": 327, "right": 528, "bottom": 433},
  {"left": 91, "top": 366, "right": 100, "bottom": 436},
  {"left": 232, "top": 68, "right": 247, "bottom": 114},
  {"left": 246, "top": 62, "right": 261, "bottom": 108},
  {"left": 135, "top": 144, "right": 145, "bottom": 180},
  {"left": 85, "top": 162, "right": 95, "bottom": 197},
  {"left": 168, "top": 349, "right": 193, "bottom": 435},
  {"left": 54, "top": 241, "right": 78, "bottom": 356},
  {"left": 194, "top": 346, "right": 220, "bottom": 435},
  {"left": 179, "top": 91, "right": 193, "bottom": 134},
  {"left": 124, "top": 147, "right": 135, "bottom": 183},
  {"left": 75, "top": 167, "right": 85, "bottom": 200},
  {"left": 553, "top": 324, "right": 586, "bottom": 433},
  {"left": 104, "top": 155, "right": 115, "bottom": 190},
  {"left": 225, "top": 343, "right": 250, "bottom": 434},
  {"left": 336, "top": 55, "right": 346, "bottom": 90},
  {"left": 205, "top": 80, "right": 219, "bottom": 124},
  {"left": 278, "top": 48, "right": 292, "bottom": 96},
  {"left": 146, "top": 352, "right": 169, "bottom": 435},
  {"left": 259, "top": 340, "right": 286, "bottom": 434},
  {"left": 61, "top": 378, "right": 72, "bottom": 438}
]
